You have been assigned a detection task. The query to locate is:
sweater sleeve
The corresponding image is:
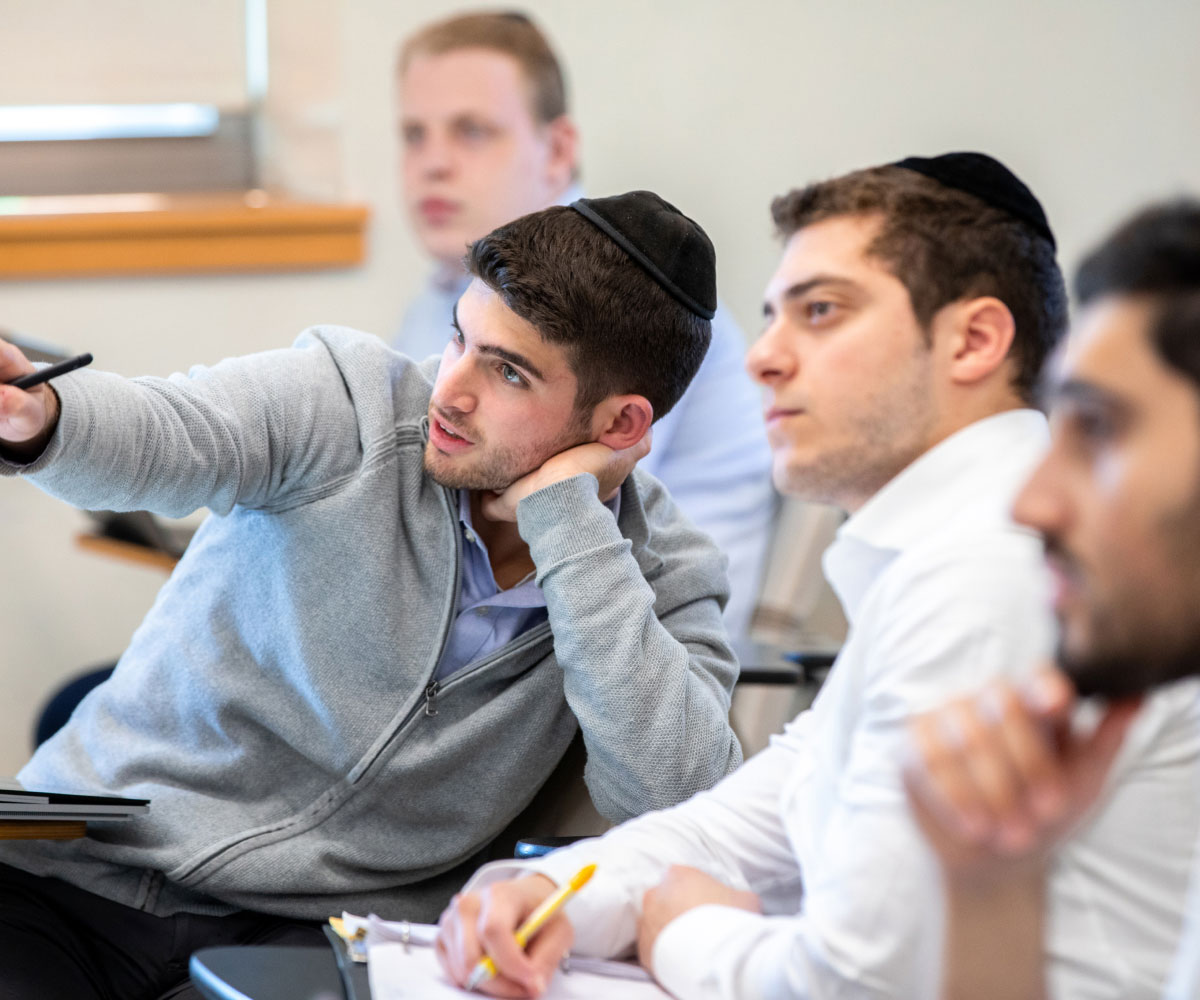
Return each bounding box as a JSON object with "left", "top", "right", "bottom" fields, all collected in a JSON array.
[
  {"left": 462, "top": 729, "right": 805, "bottom": 961},
  {"left": 0, "top": 330, "right": 369, "bottom": 517},
  {"left": 516, "top": 472, "right": 743, "bottom": 822}
]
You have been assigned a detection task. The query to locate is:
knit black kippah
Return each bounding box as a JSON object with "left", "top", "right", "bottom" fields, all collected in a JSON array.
[
  {"left": 569, "top": 191, "right": 717, "bottom": 319},
  {"left": 892, "top": 152, "right": 1057, "bottom": 251}
]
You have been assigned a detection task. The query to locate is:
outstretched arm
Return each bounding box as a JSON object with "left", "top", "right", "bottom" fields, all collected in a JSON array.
[{"left": 0, "top": 329, "right": 367, "bottom": 517}]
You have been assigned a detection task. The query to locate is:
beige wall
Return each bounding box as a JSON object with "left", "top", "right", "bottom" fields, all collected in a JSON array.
[{"left": 2, "top": 0, "right": 1199, "bottom": 773}]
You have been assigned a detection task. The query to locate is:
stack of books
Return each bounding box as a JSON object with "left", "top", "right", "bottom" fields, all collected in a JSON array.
[{"left": 0, "top": 780, "right": 149, "bottom": 840}]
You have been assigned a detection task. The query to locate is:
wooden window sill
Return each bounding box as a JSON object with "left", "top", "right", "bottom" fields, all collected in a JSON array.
[{"left": 0, "top": 191, "right": 369, "bottom": 279}]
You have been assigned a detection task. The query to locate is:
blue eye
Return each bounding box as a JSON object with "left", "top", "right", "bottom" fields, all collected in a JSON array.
[{"left": 500, "top": 363, "right": 525, "bottom": 387}]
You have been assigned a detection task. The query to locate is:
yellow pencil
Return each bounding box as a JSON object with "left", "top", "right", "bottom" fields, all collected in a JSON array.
[{"left": 465, "top": 863, "right": 597, "bottom": 992}]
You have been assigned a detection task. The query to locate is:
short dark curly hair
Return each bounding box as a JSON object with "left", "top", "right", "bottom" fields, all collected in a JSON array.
[
  {"left": 465, "top": 206, "right": 711, "bottom": 420},
  {"left": 1074, "top": 199, "right": 1200, "bottom": 394}
]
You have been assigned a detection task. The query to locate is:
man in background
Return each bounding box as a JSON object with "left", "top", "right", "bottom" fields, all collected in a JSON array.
[
  {"left": 394, "top": 10, "right": 774, "bottom": 634},
  {"left": 906, "top": 199, "right": 1200, "bottom": 1000}
]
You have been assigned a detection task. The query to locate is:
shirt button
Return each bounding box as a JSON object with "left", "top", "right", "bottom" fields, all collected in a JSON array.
[
  {"left": 475, "top": 607, "right": 490, "bottom": 617},
  {"left": 464, "top": 529, "right": 478, "bottom": 544}
]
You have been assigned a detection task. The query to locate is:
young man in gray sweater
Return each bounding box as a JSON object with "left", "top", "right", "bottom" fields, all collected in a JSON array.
[{"left": 0, "top": 191, "right": 742, "bottom": 999}]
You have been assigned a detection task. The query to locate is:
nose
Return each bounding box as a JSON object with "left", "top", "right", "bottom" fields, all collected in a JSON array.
[
  {"left": 1012, "top": 448, "right": 1072, "bottom": 538},
  {"left": 746, "top": 315, "right": 795, "bottom": 388},
  {"left": 431, "top": 344, "right": 478, "bottom": 416},
  {"left": 417, "top": 129, "right": 455, "bottom": 180}
]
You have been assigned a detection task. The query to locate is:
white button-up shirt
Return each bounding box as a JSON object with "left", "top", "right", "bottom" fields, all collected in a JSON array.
[{"left": 467, "top": 409, "right": 1200, "bottom": 999}]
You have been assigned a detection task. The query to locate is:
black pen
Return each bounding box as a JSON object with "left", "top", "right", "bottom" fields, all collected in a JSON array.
[{"left": 4, "top": 353, "right": 94, "bottom": 390}]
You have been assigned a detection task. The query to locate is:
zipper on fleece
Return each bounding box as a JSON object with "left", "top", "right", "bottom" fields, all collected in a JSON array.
[{"left": 423, "top": 680, "right": 440, "bottom": 716}]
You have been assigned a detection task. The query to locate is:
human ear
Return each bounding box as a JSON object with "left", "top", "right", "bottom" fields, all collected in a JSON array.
[
  {"left": 542, "top": 115, "right": 579, "bottom": 191},
  {"left": 945, "top": 296, "right": 1017, "bottom": 385},
  {"left": 590, "top": 394, "right": 653, "bottom": 450}
]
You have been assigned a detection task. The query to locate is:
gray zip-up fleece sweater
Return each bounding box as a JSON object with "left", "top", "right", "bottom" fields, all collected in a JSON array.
[{"left": 0, "top": 328, "right": 742, "bottom": 921}]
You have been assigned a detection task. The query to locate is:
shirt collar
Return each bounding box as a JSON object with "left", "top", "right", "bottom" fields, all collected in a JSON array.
[
  {"left": 822, "top": 409, "right": 1049, "bottom": 621},
  {"left": 456, "top": 484, "right": 621, "bottom": 597}
]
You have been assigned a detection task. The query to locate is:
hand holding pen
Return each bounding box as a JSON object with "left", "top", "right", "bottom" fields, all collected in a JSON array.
[
  {"left": 0, "top": 338, "right": 92, "bottom": 456},
  {"left": 5, "top": 352, "right": 93, "bottom": 391},
  {"left": 436, "top": 865, "right": 596, "bottom": 997},
  {"left": 466, "top": 865, "right": 596, "bottom": 993}
]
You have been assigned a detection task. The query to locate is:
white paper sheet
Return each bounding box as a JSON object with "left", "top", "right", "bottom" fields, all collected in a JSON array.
[{"left": 366, "top": 941, "right": 669, "bottom": 1000}]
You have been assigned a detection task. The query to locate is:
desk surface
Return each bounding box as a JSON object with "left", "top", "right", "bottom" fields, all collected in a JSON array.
[
  {"left": 75, "top": 531, "right": 181, "bottom": 572},
  {"left": 191, "top": 945, "right": 368, "bottom": 1000},
  {"left": 0, "top": 820, "right": 86, "bottom": 839}
]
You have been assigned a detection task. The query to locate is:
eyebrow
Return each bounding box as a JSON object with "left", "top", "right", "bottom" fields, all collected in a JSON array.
[
  {"left": 451, "top": 302, "right": 547, "bottom": 382},
  {"left": 763, "top": 275, "right": 859, "bottom": 316},
  {"left": 1045, "top": 377, "right": 1128, "bottom": 414}
]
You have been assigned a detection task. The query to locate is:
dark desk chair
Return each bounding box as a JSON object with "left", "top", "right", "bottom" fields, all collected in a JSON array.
[
  {"left": 191, "top": 945, "right": 351, "bottom": 1000},
  {"left": 33, "top": 663, "right": 115, "bottom": 747},
  {"left": 738, "top": 649, "right": 836, "bottom": 687}
]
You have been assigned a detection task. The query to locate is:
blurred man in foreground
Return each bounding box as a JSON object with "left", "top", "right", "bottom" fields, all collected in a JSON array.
[{"left": 906, "top": 200, "right": 1200, "bottom": 1000}]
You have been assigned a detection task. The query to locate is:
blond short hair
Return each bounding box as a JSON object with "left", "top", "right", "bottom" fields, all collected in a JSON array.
[{"left": 398, "top": 10, "right": 567, "bottom": 123}]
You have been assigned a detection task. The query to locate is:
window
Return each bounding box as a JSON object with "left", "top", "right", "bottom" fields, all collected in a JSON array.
[{"left": 0, "top": 0, "right": 266, "bottom": 195}]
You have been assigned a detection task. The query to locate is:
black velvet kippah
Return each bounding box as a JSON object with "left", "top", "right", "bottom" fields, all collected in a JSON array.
[
  {"left": 569, "top": 191, "right": 717, "bottom": 319},
  {"left": 892, "top": 152, "right": 1057, "bottom": 251}
]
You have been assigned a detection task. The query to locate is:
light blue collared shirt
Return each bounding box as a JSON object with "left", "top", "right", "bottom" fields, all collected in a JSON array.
[{"left": 433, "top": 487, "right": 619, "bottom": 679}]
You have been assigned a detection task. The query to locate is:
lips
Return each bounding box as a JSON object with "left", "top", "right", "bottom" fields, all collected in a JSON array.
[
  {"left": 1044, "top": 554, "right": 1083, "bottom": 614},
  {"left": 418, "top": 198, "right": 459, "bottom": 225},
  {"left": 429, "top": 410, "right": 475, "bottom": 452},
  {"left": 765, "top": 406, "right": 804, "bottom": 425}
]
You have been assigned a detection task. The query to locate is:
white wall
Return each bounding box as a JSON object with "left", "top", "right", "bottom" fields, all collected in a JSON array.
[{"left": 2, "top": 0, "right": 1199, "bottom": 773}]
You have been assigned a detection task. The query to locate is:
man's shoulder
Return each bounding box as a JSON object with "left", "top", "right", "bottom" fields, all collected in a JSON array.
[
  {"left": 830, "top": 522, "right": 1053, "bottom": 712},
  {"left": 627, "top": 465, "right": 696, "bottom": 534},
  {"left": 291, "top": 325, "right": 437, "bottom": 426},
  {"left": 624, "top": 467, "right": 729, "bottom": 575},
  {"left": 878, "top": 519, "right": 1048, "bottom": 616}
]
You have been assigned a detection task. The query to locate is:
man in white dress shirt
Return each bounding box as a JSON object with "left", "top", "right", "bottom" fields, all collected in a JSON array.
[
  {"left": 394, "top": 11, "right": 773, "bottom": 634},
  {"left": 905, "top": 199, "right": 1200, "bottom": 1000},
  {"left": 433, "top": 156, "right": 1200, "bottom": 1000}
]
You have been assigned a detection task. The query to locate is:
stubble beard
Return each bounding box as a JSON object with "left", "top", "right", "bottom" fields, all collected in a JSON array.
[
  {"left": 1055, "top": 488, "right": 1200, "bottom": 698},
  {"left": 423, "top": 437, "right": 537, "bottom": 492},
  {"left": 782, "top": 420, "right": 932, "bottom": 509},
  {"left": 1058, "top": 625, "right": 1200, "bottom": 699},
  {"left": 422, "top": 411, "right": 594, "bottom": 493},
  {"left": 779, "top": 353, "right": 936, "bottom": 510}
]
